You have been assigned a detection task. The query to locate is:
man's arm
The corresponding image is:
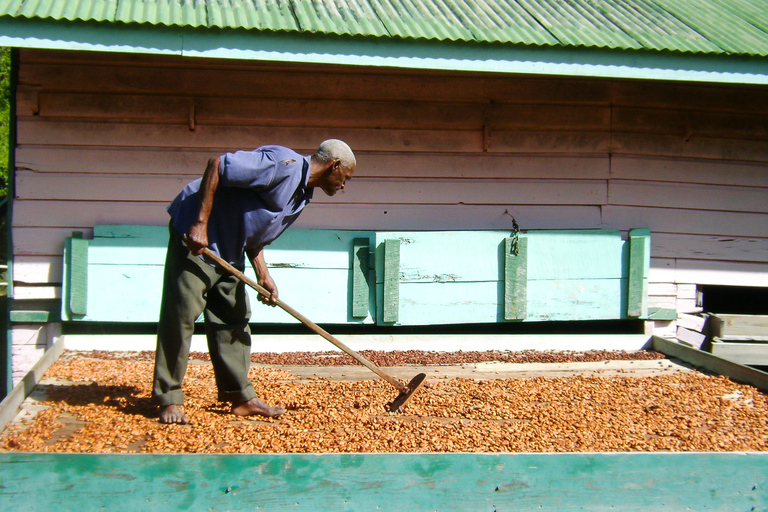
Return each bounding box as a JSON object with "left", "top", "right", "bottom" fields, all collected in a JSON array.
[
  {"left": 186, "top": 156, "right": 221, "bottom": 255},
  {"left": 246, "top": 246, "right": 279, "bottom": 306}
]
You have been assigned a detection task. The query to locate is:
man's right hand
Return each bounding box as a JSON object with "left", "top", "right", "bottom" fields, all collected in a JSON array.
[{"left": 186, "top": 222, "right": 209, "bottom": 255}]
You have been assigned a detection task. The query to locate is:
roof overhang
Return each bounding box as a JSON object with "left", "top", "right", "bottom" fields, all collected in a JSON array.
[{"left": 2, "top": 16, "right": 768, "bottom": 85}]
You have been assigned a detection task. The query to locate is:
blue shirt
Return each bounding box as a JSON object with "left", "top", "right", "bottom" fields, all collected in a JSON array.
[{"left": 167, "top": 146, "right": 313, "bottom": 264}]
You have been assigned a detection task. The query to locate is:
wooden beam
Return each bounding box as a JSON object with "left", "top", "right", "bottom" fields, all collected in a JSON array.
[
  {"left": 627, "top": 228, "right": 650, "bottom": 318},
  {"left": 0, "top": 452, "right": 766, "bottom": 511},
  {"left": 652, "top": 336, "right": 768, "bottom": 392},
  {"left": 504, "top": 235, "right": 527, "bottom": 320},
  {"left": 0, "top": 337, "right": 64, "bottom": 433},
  {"left": 351, "top": 238, "right": 370, "bottom": 318},
  {"left": 382, "top": 239, "right": 400, "bottom": 324}
]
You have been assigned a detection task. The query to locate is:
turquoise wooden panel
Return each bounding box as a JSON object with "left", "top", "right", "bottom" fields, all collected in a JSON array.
[
  {"left": 525, "top": 229, "right": 624, "bottom": 279},
  {"left": 373, "top": 229, "right": 638, "bottom": 325},
  {"left": 384, "top": 278, "right": 628, "bottom": 325},
  {"left": 1, "top": 453, "right": 765, "bottom": 512},
  {"left": 71, "top": 226, "right": 375, "bottom": 324},
  {"left": 375, "top": 231, "right": 510, "bottom": 283}
]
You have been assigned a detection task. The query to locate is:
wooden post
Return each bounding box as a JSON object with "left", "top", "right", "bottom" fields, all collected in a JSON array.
[
  {"left": 63, "top": 233, "right": 89, "bottom": 319},
  {"left": 627, "top": 228, "right": 650, "bottom": 318}
]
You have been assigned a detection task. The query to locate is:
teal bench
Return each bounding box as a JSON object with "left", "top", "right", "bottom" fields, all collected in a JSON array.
[{"left": 62, "top": 226, "right": 651, "bottom": 325}]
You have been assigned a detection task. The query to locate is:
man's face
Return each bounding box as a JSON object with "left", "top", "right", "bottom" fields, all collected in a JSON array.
[{"left": 322, "top": 160, "right": 355, "bottom": 196}]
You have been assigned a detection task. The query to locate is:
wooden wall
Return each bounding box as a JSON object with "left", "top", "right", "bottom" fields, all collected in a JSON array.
[{"left": 11, "top": 48, "right": 768, "bottom": 310}]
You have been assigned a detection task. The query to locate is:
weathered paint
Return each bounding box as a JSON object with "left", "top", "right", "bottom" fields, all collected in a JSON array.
[{"left": 0, "top": 452, "right": 766, "bottom": 511}]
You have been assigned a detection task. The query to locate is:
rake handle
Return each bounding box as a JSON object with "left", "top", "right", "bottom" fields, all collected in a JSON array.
[{"left": 200, "top": 246, "right": 407, "bottom": 394}]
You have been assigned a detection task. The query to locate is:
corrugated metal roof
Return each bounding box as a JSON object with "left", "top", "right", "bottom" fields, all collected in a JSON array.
[{"left": 2, "top": 0, "right": 768, "bottom": 56}]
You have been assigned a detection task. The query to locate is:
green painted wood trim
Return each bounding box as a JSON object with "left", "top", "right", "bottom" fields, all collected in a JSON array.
[
  {"left": 1, "top": 452, "right": 766, "bottom": 511},
  {"left": 627, "top": 229, "right": 650, "bottom": 318},
  {"left": 0, "top": 337, "right": 64, "bottom": 433},
  {"left": 653, "top": 335, "right": 768, "bottom": 392},
  {"left": 64, "top": 235, "right": 89, "bottom": 318},
  {"left": 9, "top": 310, "right": 58, "bottom": 323},
  {"left": 382, "top": 239, "right": 400, "bottom": 324},
  {"left": 504, "top": 236, "right": 527, "bottom": 321},
  {"left": 647, "top": 307, "right": 677, "bottom": 321},
  {"left": 351, "top": 238, "right": 370, "bottom": 318}
]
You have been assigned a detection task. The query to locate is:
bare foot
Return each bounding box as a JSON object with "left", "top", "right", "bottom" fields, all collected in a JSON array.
[
  {"left": 231, "top": 398, "right": 286, "bottom": 418},
  {"left": 159, "top": 404, "right": 190, "bottom": 424}
]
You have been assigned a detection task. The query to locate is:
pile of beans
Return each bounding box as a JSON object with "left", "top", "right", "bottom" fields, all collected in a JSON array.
[{"left": 2, "top": 350, "right": 766, "bottom": 453}]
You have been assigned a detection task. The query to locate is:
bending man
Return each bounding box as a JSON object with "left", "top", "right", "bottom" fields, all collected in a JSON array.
[{"left": 152, "top": 140, "right": 356, "bottom": 424}]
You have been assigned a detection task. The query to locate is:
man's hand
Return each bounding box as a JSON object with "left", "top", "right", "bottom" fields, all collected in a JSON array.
[
  {"left": 257, "top": 273, "right": 279, "bottom": 306},
  {"left": 186, "top": 221, "right": 209, "bottom": 255},
  {"left": 248, "top": 246, "right": 279, "bottom": 306}
]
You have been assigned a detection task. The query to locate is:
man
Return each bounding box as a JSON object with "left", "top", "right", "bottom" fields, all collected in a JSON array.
[{"left": 152, "top": 140, "right": 356, "bottom": 424}]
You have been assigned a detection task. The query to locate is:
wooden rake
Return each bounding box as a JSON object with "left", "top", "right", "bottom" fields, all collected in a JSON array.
[{"left": 200, "top": 246, "right": 427, "bottom": 412}]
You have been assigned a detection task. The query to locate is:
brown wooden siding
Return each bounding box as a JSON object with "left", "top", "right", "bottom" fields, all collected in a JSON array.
[{"left": 11, "top": 48, "right": 768, "bottom": 301}]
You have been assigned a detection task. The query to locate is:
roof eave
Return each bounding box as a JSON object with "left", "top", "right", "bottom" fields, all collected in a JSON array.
[{"left": 1, "top": 16, "right": 767, "bottom": 85}]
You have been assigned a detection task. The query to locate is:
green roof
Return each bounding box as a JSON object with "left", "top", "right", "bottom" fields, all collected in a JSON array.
[{"left": 1, "top": 0, "right": 767, "bottom": 83}]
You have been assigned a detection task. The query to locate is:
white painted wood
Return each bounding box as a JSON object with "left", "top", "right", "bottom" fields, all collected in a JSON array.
[
  {"left": 12, "top": 257, "right": 62, "bottom": 284},
  {"left": 14, "top": 227, "right": 93, "bottom": 256},
  {"left": 608, "top": 180, "right": 768, "bottom": 214},
  {"left": 16, "top": 171, "right": 608, "bottom": 206},
  {"left": 611, "top": 155, "right": 768, "bottom": 187},
  {"left": 11, "top": 286, "right": 61, "bottom": 300},
  {"left": 601, "top": 206, "right": 768, "bottom": 238},
  {"left": 651, "top": 233, "right": 768, "bottom": 263},
  {"left": 677, "top": 313, "right": 708, "bottom": 333},
  {"left": 17, "top": 147, "right": 610, "bottom": 179},
  {"left": 675, "top": 260, "right": 768, "bottom": 286}
]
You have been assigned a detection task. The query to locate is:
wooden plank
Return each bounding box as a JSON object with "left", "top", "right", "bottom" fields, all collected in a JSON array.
[
  {"left": 25, "top": 90, "right": 610, "bottom": 131},
  {"left": 611, "top": 132, "right": 768, "bottom": 162},
  {"left": 608, "top": 179, "right": 768, "bottom": 214},
  {"left": 375, "top": 231, "right": 507, "bottom": 284},
  {"left": 65, "top": 235, "right": 88, "bottom": 318},
  {"left": 610, "top": 155, "right": 768, "bottom": 187},
  {"left": 627, "top": 228, "right": 650, "bottom": 318},
  {"left": 676, "top": 326, "right": 708, "bottom": 349},
  {"left": 0, "top": 338, "right": 64, "bottom": 433},
  {"left": 504, "top": 236, "right": 527, "bottom": 321},
  {"left": 20, "top": 54, "right": 612, "bottom": 102},
  {"left": 3, "top": 452, "right": 766, "bottom": 511},
  {"left": 710, "top": 338, "right": 768, "bottom": 366},
  {"left": 351, "top": 238, "right": 370, "bottom": 319},
  {"left": 650, "top": 233, "right": 768, "bottom": 263},
  {"left": 601, "top": 206, "right": 768, "bottom": 238},
  {"left": 389, "top": 278, "right": 628, "bottom": 325},
  {"left": 674, "top": 260, "right": 768, "bottom": 287},
  {"left": 711, "top": 314, "right": 768, "bottom": 337},
  {"left": 612, "top": 79, "right": 768, "bottom": 114},
  {"left": 13, "top": 227, "right": 93, "bottom": 257},
  {"left": 12, "top": 257, "right": 62, "bottom": 284},
  {"left": 17, "top": 147, "right": 610, "bottom": 179},
  {"left": 525, "top": 230, "right": 624, "bottom": 280},
  {"left": 653, "top": 336, "right": 768, "bottom": 392},
  {"left": 381, "top": 239, "right": 400, "bottom": 324},
  {"left": 12, "top": 201, "right": 603, "bottom": 231},
  {"left": 16, "top": 170, "right": 608, "bottom": 206}
]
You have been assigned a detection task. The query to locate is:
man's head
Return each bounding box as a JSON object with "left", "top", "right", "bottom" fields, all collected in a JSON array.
[{"left": 308, "top": 139, "right": 356, "bottom": 196}]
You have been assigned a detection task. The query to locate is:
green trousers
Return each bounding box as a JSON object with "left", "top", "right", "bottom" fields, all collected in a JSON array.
[{"left": 152, "top": 228, "right": 257, "bottom": 406}]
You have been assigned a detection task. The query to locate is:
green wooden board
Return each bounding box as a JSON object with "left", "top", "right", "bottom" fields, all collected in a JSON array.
[
  {"left": 1, "top": 452, "right": 765, "bottom": 511},
  {"left": 62, "top": 226, "right": 650, "bottom": 325},
  {"left": 504, "top": 236, "right": 527, "bottom": 320}
]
